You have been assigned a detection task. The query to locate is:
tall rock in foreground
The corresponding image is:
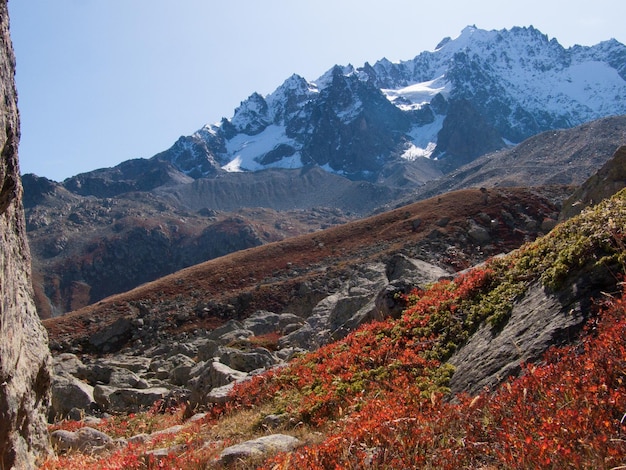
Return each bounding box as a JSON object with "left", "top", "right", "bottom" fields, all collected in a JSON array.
[{"left": 0, "top": 3, "right": 52, "bottom": 468}]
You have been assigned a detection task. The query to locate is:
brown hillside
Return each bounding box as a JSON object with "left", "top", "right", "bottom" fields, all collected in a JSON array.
[{"left": 44, "top": 186, "right": 569, "bottom": 352}]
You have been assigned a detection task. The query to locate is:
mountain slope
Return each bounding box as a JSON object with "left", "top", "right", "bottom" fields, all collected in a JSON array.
[
  {"left": 23, "top": 174, "right": 353, "bottom": 318},
  {"left": 42, "top": 172, "right": 626, "bottom": 470},
  {"left": 399, "top": 115, "right": 626, "bottom": 204},
  {"left": 43, "top": 186, "right": 563, "bottom": 352}
]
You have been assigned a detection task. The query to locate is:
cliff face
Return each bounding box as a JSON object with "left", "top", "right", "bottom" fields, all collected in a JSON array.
[{"left": 0, "top": 3, "right": 52, "bottom": 468}]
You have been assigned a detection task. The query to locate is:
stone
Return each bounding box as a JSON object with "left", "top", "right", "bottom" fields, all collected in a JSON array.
[
  {"left": 218, "top": 347, "right": 278, "bottom": 373},
  {"left": 277, "top": 323, "right": 321, "bottom": 351},
  {"left": 127, "top": 433, "right": 150, "bottom": 445},
  {"left": 206, "top": 320, "right": 245, "bottom": 340},
  {"left": 205, "top": 383, "right": 236, "bottom": 404},
  {"left": 144, "top": 444, "right": 186, "bottom": 459},
  {"left": 449, "top": 282, "right": 588, "bottom": 395},
  {"left": 467, "top": 221, "right": 492, "bottom": 244},
  {"left": 187, "top": 361, "right": 247, "bottom": 410},
  {"left": 242, "top": 311, "right": 304, "bottom": 336},
  {"left": 385, "top": 254, "right": 449, "bottom": 284},
  {"left": 216, "top": 328, "right": 254, "bottom": 344},
  {"left": 218, "top": 434, "right": 302, "bottom": 465},
  {"left": 108, "top": 367, "right": 149, "bottom": 389},
  {"left": 168, "top": 355, "right": 197, "bottom": 386},
  {"left": 50, "top": 427, "right": 112, "bottom": 454},
  {"left": 93, "top": 385, "right": 171, "bottom": 413},
  {"left": 52, "top": 353, "right": 85, "bottom": 377},
  {"left": 262, "top": 413, "right": 291, "bottom": 429},
  {"left": 0, "top": 4, "right": 53, "bottom": 464},
  {"left": 196, "top": 339, "right": 222, "bottom": 362},
  {"left": 275, "top": 347, "right": 306, "bottom": 362},
  {"left": 374, "top": 279, "right": 413, "bottom": 320},
  {"left": 88, "top": 317, "right": 133, "bottom": 352},
  {"left": 49, "top": 374, "right": 95, "bottom": 420},
  {"left": 77, "top": 363, "right": 114, "bottom": 384},
  {"left": 105, "top": 356, "right": 151, "bottom": 373}
]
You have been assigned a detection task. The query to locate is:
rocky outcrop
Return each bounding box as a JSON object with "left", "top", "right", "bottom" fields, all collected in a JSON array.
[
  {"left": 560, "top": 145, "right": 626, "bottom": 220},
  {"left": 279, "top": 258, "right": 449, "bottom": 349},
  {"left": 0, "top": 2, "right": 52, "bottom": 467},
  {"left": 449, "top": 226, "right": 621, "bottom": 395}
]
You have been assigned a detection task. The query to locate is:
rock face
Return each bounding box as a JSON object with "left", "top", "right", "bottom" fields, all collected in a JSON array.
[
  {"left": 0, "top": 2, "right": 52, "bottom": 467},
  {"left": 560, "top": 145, "right": 626, "bottom": 220}
]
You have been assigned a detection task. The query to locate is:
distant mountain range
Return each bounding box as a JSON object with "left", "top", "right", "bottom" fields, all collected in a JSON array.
[{"left": 56, "top": 25, "right": 626, "bottom": 198}]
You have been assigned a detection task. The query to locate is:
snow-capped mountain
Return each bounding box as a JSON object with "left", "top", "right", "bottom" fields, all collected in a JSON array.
[{"left": 69, "top": 25, "right": 626, "bottom": 192}]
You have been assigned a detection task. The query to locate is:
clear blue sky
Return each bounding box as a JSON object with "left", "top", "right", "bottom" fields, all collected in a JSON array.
[{"left": 8, "top": 0, "right": 626, "bottom": 181}]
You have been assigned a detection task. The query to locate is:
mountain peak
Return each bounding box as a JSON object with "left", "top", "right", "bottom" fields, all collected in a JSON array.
[{"left": 60, "top": 26, "right": 626, "bottom": 191}]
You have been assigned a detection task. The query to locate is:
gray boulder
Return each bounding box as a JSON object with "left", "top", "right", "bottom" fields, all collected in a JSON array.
[
  {"left": 187, "top": 361, "right": 248, "bottom": 410},
  {"left": 218, "top": 434, "right": 301, "bottom": 466},
  {"left": 105, "top": 355, "right": 151, "bottom": 373},
  {"left": 50, "top": 427, "right": 113, "bottom": 454},
  {"left": 88, "top": 317, "right": 133, "bottom": 352},
  {"left": 205, "top": 383, "right": 236, "bottom": 404},
  {"left": 218, "top": 347, "right": 278, "bottom": 373},
  {"left": 385, "top": 253, "right": 449, "bottom": 284},
  {"left": 50, "top": 374, "right": 95, "bottom": 420},
  {"left": 242, "top": 311, "right": 304, "bottom": 335},
  {"left": 449, "top": 282, "right": 587, "bottom": 395},
  {"left": 53, "top": 353, "right": 85, "bottom": 377},
  {"left": 93, "top": 385, "right": 171, "bottom": 413},
  {"left": 109, "top": 367, "right": 149, "bottom": 389},
  {"left": 168, "top": 355, "right": 197, "bottom": 386},
  {"left": 196, "top": 339, "right": 223, "bottom": 362},
  {"left": 467, "top": 220, "right": 492, "bottom": 244},
  {"left": 207, "top": 320, "right": 246, "bottom": 340},
  {"left": 278, "top": 323, "right": 323, "bottom": 351}
]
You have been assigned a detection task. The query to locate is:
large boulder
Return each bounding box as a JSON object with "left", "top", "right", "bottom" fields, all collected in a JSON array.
[
  {"left": 93, "top": 386, "right": 172, "bottom": 414},
  {"left": 449, "top": 280, "right": 596, "bottom": 395},
  {"left": 49, "top": 374, "right": 95, "bottom": 420},
  {"left": 0, "top": 2, "right": 52, "bottom": 466},
  {"left": 187, "top": 361, "right": 247, "bottom": 411},
  {"left": 218, "top": 434, "right": 302, "bottom": 466},
  {"left": 242, "top": 311, "right": 304, "bottom": 336},
  {"left": 218, "top": 347, "right": 278, "bottom": 373},
  {"left": 50, "top": 427, "right": 113, "bottom": 455}
]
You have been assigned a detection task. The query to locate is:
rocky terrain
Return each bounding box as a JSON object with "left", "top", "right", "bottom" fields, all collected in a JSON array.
[
  {"left": 44, "top": 185, "right": 566, "bottom": 352},
  {"left": 42, "top": 184, "right": 569, "bottom": 440},
  {"left": 40, "top": 146, "right": 626, "bottom": 468},
  {"left": 0, "top": 2, "right": 51, "bottom": 467},
  {"left": 24, "top": 175, "right": 354, "bottom": 318},
  {"left": 12, "top": 19, "right": 626, "bottom": 469},
  {"left": 402, "top": 115, "right": 626, "bottom": 203}
]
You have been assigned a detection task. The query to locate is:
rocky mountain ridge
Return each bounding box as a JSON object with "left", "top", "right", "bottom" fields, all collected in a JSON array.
[
  {"left": 54, "top": 25, "right": 626, "bottom": 199},
  {"left": 395, "top": 114, "right": 626, "bottom": 205}
]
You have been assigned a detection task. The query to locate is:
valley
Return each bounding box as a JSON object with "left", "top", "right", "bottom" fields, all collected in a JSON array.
[{"left": 23, "top": 24, "right": 626, "bottom": 469}]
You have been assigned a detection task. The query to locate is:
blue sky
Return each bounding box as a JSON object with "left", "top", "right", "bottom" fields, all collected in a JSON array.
[{"left": 8, "top": 0, "right": 626, "bottom": 181}]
